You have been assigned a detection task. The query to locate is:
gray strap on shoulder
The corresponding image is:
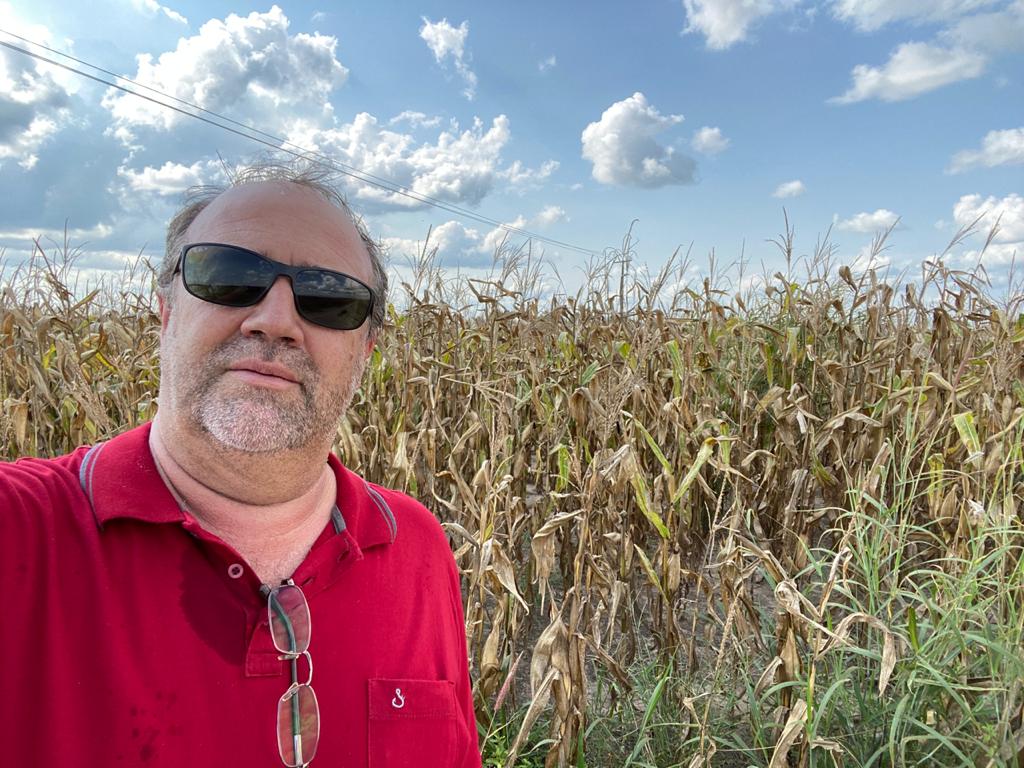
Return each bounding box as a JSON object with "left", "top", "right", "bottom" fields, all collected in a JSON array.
[
  {"left": 77, "top": 442, "right": 107, "bottom": 511},
  {"left": 363, "top": 483, "right": 397, "bottom": 543},
  {"left": 330, "top": 505, "right": 346, "bottom": 533}
]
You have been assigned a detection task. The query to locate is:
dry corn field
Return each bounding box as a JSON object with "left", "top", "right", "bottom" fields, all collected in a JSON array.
[{"left": 2, "top": 228, "right": 1024, "bottom": 768}]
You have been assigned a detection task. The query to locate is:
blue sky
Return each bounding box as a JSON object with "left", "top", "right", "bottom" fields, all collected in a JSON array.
[{"left": 1, "top": 0, "right": 1022, "bottom": 296}]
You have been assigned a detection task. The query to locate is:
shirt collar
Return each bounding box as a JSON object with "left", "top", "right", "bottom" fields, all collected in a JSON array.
[
  {"left": 82, "top": 423, "right": 184, "bottom": 527},
  {"left": 328, "top": 455, "right": 397, "bottom": 550},
  {"left": 83, "top": 422, "right": 397, "bottom": 551}
]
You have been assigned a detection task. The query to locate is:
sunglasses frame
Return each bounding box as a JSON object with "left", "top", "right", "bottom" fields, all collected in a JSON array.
[{"left": 175, "top": 242, "right": 375, "bottom": 331}]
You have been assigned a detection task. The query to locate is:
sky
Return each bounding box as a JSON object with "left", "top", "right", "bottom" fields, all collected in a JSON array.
[{"left": 1, "top": 0, "right": 1022, "bottom": 299}]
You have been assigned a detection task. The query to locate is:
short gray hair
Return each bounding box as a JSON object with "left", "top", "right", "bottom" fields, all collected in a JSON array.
[{"left": 159, "top": 159, "right": 387, "bottom": 338}]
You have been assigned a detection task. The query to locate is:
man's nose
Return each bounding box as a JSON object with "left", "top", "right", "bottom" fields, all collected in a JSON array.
[{"left": 238, "top": 276, "right": 306, "bottom": 345}]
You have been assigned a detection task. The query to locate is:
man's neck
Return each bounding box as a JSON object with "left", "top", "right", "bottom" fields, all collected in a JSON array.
[{"left": 149, "top": 415, "right": 337, "bottom": 585}]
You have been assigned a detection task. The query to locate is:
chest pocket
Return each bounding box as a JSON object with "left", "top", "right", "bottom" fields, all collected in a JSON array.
[{"left": 368, "top": 678, "right": 457, "bottom": 767}]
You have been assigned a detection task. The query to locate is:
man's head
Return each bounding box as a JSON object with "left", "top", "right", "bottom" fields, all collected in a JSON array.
[
  {"left": 158, "top": 161, "right": 387, "bottom": 339},
  {"left": 155, "top": 161, "right": 385, "bottom": 455}
]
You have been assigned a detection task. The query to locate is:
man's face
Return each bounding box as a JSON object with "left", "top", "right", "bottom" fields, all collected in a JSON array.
[{"left": 157, "top": 180, "right": 376, "bottom": 454}]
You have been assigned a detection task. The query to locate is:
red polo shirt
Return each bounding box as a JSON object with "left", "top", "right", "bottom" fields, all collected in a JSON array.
[{"left": 0, "top": 423, "right": 480, "bottom": 767}]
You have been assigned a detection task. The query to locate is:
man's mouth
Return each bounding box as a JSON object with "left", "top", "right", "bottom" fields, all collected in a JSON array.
[{"left": 226, "top": 359, "right": 301, "bottom": 389}]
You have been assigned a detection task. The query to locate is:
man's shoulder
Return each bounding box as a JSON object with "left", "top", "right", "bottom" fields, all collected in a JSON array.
[
  {"left": 0, "top": 445, "right": 93, "bottom": 523},
  {"left": 353, "top": 480, "right": 463, "bottom": 593},
  {"left": 1, "top": 423, "right": 156, "bottom": 524},
  {"left": 368, "top": 480, "right": 453, "bottom": 549},
  {"left": 366, "top": 481, "right": 440, "bottom": 529},
  {"left": 0, "top": 446, "right": 91, "bottom": 489},
  {"left": 330, "top": 459, "right": 453, "bottom": 555}
]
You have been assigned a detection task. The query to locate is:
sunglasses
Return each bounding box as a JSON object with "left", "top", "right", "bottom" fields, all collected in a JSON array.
[{"left": 175, "top": 243, "right": 374, "bottom": 331}]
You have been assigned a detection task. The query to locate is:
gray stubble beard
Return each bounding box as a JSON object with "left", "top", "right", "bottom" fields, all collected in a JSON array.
[{"left": 178, "top": 337, "right": 366, "bottom": 454}]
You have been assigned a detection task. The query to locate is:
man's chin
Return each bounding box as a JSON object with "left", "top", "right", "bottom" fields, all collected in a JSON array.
[{"left": 195, "top": 399, "right": 312, "bottom": 454}]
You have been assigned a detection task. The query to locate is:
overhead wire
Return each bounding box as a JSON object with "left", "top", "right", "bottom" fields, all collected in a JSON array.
[{"left": 0, "top": 29, "right": 599, "bottom": 256}]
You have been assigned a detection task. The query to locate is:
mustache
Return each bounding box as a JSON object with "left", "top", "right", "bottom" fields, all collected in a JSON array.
[{"left": 208, "top": 336, "right": 320, "bottom": 387}]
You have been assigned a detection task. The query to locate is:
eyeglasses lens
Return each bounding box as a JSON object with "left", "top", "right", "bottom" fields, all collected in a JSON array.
[
  {"left": 269, "top": 585, "right": 311, "bottom": 653},
  {"left": 277, "top": 684, "right": 319, "bottom": 768},
  {"left": 182, "top": 245, "right": 275, "bottom": 306},
  {"left": 294, "top": 271, "right": 372, "bottom": 330}
]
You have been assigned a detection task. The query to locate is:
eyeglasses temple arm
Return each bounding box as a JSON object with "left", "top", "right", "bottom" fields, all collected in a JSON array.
[
  {"left": 290, "top": 656, "right": 303, "bottom": 764},
  {"left": 269, "top": 594, "right": 304, "bottom": 763}
]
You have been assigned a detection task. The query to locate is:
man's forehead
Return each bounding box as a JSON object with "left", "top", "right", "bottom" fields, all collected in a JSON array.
[
  {"left": 184, "top": 180, "right": 371, "bottom": 277},
  {"left": 192, "top": 181, "right": 344, "bottom": 228}
]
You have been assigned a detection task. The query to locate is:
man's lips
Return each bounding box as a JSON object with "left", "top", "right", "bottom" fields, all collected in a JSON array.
[{"left": 226, "top": 359, "right": 300, "bottom": 388}]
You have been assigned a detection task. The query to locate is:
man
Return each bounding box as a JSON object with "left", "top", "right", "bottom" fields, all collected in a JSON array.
[{"left": 0, "top": 162, "right": 481, "bottom": 767}]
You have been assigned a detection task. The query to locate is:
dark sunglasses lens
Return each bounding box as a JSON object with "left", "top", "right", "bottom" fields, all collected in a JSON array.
[
  {"left": 182, "top": 245, "right": 274, "bottom": 306},
  {"left": 294, "top": 271, "right": 372, "bottom": 331}
]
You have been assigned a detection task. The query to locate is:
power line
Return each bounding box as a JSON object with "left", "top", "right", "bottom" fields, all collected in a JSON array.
[
  {"left": 0, "top": 32, "right": 592, "bottom": 254},
  {"left": 0, "top": 29, "right": 599, "bottom": 256}
]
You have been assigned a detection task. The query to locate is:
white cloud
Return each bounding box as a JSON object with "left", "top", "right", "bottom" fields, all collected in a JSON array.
[
  {"left": 0, "top": 11, "right": 73, "bottom": 169},
  {"left": 482, "top": 215, "right": 528, "bottom": 254},
  {"left": 736, "top": 272, "right": 769, "bottom": 294},
  {"left": 117, "top": 159, "right": 220, "bottom": 194},
  {"left": 534, "top": 205, "right": 567, "bottom": 227},
  {"left": 419, "top": 17, "right": 477, "bottom": 100},
  {"left": 941, "top": 2, "right": 1024, "bottom": 52},
  {"left": 0, "top": 6, "right": 80, "bottom": 95},
  {"left": 681, "top": 0, "right": 782, "bottom": 49},
  {"left": 385, "top": 203, "right": 568, "bottom": 268},
  {"left": 0, "top": 222, "right": 114, "bottom": 244},
  {"left": 831, "top": 42, "right": 986, "bottom": 103},
  {"left": 286, "top": 113, "right": 517, "bottom": 212},
  {"left": 691, "top": 125, "right": 730, "bottom": 154},
  {"left": 835, "top": 208, "right": 900, "bottom": 232},
  {"left": 772, "top": 179, "right": 805, "bottom": 198},
  {"left": 500, "top": 159, "right": 559, "bottom": 189},
  {"left": 849, "top": 243, "right": 892, "bottom": 272},
  {"left": 0, "top": 115, "right": 60, "bottom": 170},
  {"left": 129, "top": 0, "right": 188, "bottom": 25},
  {"left": 832, "top": 0, "right": 999, "bottom": 32},
  {"left": 953, "top": 192, "right": 1024, "bottom": 264},
  {"left": 384, "top": 220, "right": 489, "bottom": 267},
  {"left": 581, "top": 92, "right": 695, "bottom": 188},
  {"left": 948, "top": 127, "right": 1024, "bottom": 172},
  {"left": 538, "top": 55, "right": 557, "bottom": 72},
  {"left": 954, "top": 193, "right": 1024, "bottom": 241},
  {"left": 103, "top": 6, "right": 348, "bottom": 143},
  {"left": 388, "top": 111, "right": 443, "bottom": 129},
  {"left": 424, "top": 220, "right": 483, "bottom": 254}
]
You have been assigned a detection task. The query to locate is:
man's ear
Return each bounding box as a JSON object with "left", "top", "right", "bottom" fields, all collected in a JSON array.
[
  {"left": 158, "top": 292, "right": 171, "bottom": 332},
  {"left": 363, "top": 333, "right": 376, "bottom": 359}
]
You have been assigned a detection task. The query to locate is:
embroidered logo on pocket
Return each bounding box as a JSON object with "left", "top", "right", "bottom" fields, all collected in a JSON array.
[{"left": 368, "top": 678, "right": 456, "bottom": 767}]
